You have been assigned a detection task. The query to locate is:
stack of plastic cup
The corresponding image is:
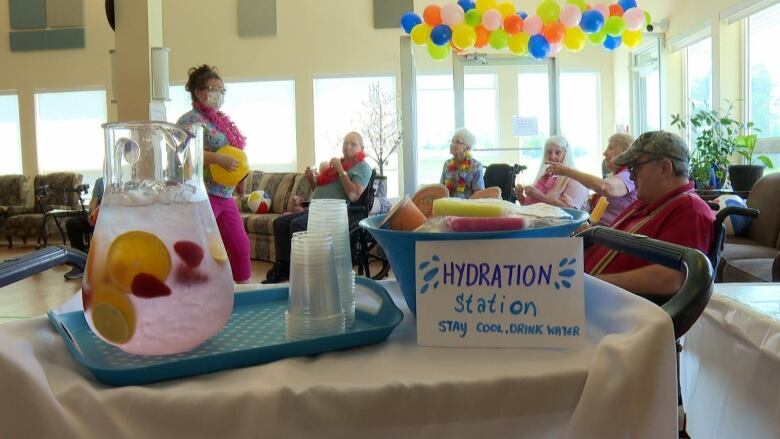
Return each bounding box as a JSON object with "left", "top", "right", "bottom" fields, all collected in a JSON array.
[
  {"left": 285, "top": 231, "right": 345, "bottom": 340},
  {"left": 308, "top": 199, "right": 356, "bottom": 327}
]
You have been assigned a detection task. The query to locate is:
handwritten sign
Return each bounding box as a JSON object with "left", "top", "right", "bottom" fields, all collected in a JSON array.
[
  {"left": 415, "top": 238, "right": 585, "bottom": 349},
  {"left": 512, "top": 116, "right": 539, "bottom": 137}
]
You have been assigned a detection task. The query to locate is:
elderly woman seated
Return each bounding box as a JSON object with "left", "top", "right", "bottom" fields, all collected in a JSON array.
[
  {"left": 440, "top": 128, "right": 485, "bottom": 199},
  {"left": 515, "top": 136, "right": 588, "bottom": 209}
]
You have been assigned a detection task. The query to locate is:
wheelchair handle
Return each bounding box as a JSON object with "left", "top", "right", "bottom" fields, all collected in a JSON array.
[{"left": 0, "top": 246, "right": 87, "bottom": 289}]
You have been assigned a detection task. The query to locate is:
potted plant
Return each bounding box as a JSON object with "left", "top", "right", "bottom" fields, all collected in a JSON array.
[
  {"left": 360, "top": 82, "right": 402, "bottom": 198},
  {"left": 729, "top": 126, "right": 774, "bottom": 191}
]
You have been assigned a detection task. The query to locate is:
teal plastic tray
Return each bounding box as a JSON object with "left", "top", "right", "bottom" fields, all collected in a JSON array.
[{"left": 47, "top": 277, "right": 403, "bottom": 386}]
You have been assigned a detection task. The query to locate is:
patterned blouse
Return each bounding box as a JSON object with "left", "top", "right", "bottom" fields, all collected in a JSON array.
[
  {"left": 177, "top": 108, "right": 235, "bottom": 199},
  {"left": 439, "top": 155, "right": 485, "bottom": 199}
]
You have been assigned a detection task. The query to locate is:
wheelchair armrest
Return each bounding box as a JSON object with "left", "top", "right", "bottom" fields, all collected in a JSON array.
[
  {"left": 715, "top": 206, "right": 759, "bottom": 226},
  {"left": 578, "top": 226, "right": 714, "bottom": 339},
  {"left": 0, "top": 246, "right": 87, "bottom": 289}
]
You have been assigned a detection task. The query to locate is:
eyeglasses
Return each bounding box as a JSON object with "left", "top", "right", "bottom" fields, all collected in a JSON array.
[
  {"left": 201, "top": 85, "right": 226, "bottom": 95},
  {"left": 627, "top": 157, "right": 661, "bottom": 177}
]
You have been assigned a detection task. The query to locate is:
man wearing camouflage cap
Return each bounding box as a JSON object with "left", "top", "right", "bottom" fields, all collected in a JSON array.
[{"left": 584, "top": 131, "right": 715, "bottom": 296}]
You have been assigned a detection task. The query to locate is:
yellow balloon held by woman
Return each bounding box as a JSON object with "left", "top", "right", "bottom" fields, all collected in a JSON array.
[
  {"left": 564, "top": 27, "right": 587, "bottom": 52},
  {"left": 508, "top": 32, "right": 531, "bottom": 55},
  {"left": 411, "top": 23, "right": 432, "bottom": 45},
  {"left": 210, "top": 145, "right": 249, "bottom": 187},
  {"left": 622, "top": 30, "right": 643, "bottom": 48},
  {"left": 452, "top": 24, "right": 477, "bottom": 49}
]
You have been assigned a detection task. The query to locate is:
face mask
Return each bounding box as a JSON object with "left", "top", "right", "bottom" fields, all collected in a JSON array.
[{"left": 206, "top": 91, "right": 224, "bottom": 110}]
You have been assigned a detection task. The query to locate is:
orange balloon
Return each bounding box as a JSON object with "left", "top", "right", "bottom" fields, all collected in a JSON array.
[
  {"left": 423, "top": 5, "right": 443, "bottom": 26},
  {"left": 504, "top": 15, "right": 524, "bottom": 34},
  {"left": 609, "top": 4, "right": 624, "bottom": 16},
  {"left": 475, "top": 25, "right": 490, "bottom": 48},
  {"left": 450, "top": 39, "right": 466, "bottom": 53},
  {"left": 542, "top": 22, "right": 566, "bottom": 44}
]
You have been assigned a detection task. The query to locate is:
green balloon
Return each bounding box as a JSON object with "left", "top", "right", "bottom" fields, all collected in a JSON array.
[
  {"left": 465, "top": 9, "right": 482, "bottom": 27},
  {"left": 644, "top": 10, "right": 652, "bottom": 27},
  {"left": 537, "top": 0, "right": 561, "bottom": 24},
  {"left": 588, "top": 28, "right": 607, "bottom": 45},
  {"left": 427, "top": 41, "right": 450, "bottom": 60},
  {"left": 605, "top": 16, "right": 626, "bottom": 37},
  {"left": 489, "top": 29, "right": 509, "bottom": 49},
  {"left": 566, "top": 0, "right": 587, "bottom": 12}
]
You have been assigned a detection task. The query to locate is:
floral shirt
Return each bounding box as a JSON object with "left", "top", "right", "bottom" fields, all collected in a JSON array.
[
  {"left": 440, "top": 155, "right": 485, "bottom": 199},
  {"left": 177, "top": 108, "right": 234, "bottom": 198}
]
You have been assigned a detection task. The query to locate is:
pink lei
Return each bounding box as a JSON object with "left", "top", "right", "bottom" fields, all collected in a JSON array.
[{"left": 193, "top": 100, "right": 246, "bottom": 150}]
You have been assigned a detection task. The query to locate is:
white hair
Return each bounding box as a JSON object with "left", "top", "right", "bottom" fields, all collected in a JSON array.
[
  {"left": 534, "top": 135, "right": 575, "bottom": 183},
  {"left": 452, "top": 128, "right": 477, "bottom": 149}
]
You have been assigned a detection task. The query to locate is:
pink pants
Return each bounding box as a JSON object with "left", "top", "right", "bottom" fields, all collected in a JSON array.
[{"left": 209, "top": 195, "right": 251, "bottom": 282}]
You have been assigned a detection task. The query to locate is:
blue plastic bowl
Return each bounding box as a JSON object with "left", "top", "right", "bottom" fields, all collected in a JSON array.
[{"left": 360, "top": 208, "right": 589, "bottom": 314}]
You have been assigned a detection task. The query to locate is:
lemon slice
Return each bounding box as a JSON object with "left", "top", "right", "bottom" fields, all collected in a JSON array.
[{"left": 107, "top": 231, "right": 171, "bottom": 290}]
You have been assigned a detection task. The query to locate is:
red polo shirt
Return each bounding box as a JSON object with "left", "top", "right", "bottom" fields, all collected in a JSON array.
[{"left": 584, "top": 182, "right": 715, "bottom": 275}]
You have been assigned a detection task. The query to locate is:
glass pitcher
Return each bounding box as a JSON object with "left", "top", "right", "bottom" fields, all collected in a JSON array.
[{"left": 83, "top": 121, "right": 234, "bottom": 355}]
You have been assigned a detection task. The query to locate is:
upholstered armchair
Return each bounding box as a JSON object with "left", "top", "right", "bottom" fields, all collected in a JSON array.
[{"left": 0, "top": 174, "right": 30, "bottom": 238}]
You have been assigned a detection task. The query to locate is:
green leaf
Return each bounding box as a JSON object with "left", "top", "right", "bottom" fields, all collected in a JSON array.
[{"left": 757, "top": 156, "right": 774, "bottom": 168}]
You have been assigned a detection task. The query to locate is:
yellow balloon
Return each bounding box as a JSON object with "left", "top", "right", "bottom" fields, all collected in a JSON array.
[
  {"left": 623, "top": 30, "right": 643, "bottom": 48},
  {"left": 452, "top": 24, "right": 477, "bottom": 50},
  {"left": 210, "top": 145, "right": 249, "bottom": 187},
  {"left": 476, "top": 0, "right": 498, "bottom": 14},
  {"left": 508, "top": 32, "right": 531, "bottom": 55},
  {"left": 497, "top": 2, "right": 516, "bottom": 18},
  {"left": 563, "top": 27, "right": 587, "bottom": 52},
  {"left": 411, "top": 23, "right": 432, "bottom": 45}
]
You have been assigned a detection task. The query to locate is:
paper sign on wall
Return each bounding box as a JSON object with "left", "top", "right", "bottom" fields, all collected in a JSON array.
[
  {"left": 415, "top": 238, "right": 585, "bottom": 349},
  {"left": 512, "top": 116, "right": 539, "bottom": 137}
]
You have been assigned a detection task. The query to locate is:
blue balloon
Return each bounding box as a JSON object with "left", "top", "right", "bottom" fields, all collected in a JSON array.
[
  {"left": 604, "top": 35, "right": 622, "bottom": 51},
  {"left": 400, "top": 12, "right": 422, "bottom": 34},
  {"left": 617, "top": 0, "right": 638, "bottom": 11},
  {"left": 580, "top": 10, "right": 605, "bottom": 34},
  {"left": 430, "top": 25, "right": 453, "bottom": 46},
  {"left": 458, "top": 0, "right": 476, "bottom": 12},
  {"left": 529, "top": 35, "right": 551, "bottom": 59},
  {"left": 518, "top": 11, "right": 528, "bottom": 19}
]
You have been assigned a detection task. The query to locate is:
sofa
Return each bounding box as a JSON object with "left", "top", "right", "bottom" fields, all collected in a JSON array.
[
  {"left": 0, "top": 174, "right": 30, "bottom": 238},
  {"left": 239, "top": 170, "right": 314, "bottom": 261},
  {"left": 718, "top": 172, "right": 780, "bottom": 282}
]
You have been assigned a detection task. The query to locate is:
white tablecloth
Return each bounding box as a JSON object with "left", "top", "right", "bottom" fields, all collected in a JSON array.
[
  {"left": 681, "top": 283, "right": 780, "bottom": 439},
  {"left": 0, "top": 277, "right": 676, "bottom": 438}
]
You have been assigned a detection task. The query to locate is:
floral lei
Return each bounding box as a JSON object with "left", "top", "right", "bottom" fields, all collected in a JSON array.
[
  {"left": 193, "top": 100, "right": 246, "bottom": 150},
  {"left": 444, "top": 154, "right": 473, "bottom": 195},
  {"left": 316, "top": 151, "right": 367, "bottom": 186}
]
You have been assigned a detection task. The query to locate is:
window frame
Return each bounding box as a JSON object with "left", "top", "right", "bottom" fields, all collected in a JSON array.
[
  {"left": 0, "top": 90, "right": 24, "bottom": 175},
  {"left": 744, "top": 12, "right": 780, "bottom": 154},
  {"left": 629, "top": 35, "right": 663, "bottom": 137}
]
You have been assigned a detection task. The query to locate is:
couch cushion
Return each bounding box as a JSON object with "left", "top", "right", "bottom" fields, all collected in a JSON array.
[
  {"left": 286, "top": 175, "right": 314, "bottom": 212},
  {"left": 745, "top": 172, "right": 780, "bottom": 248},
  {"left": 0, "top": 174, "right": 29, "bottom": 206},
  {"left": 722, "top": 236, "right": 780, "bottom": 261},
  {"left": 242, "top": 213, "right": 281, "bottom": 235},
  {"left": 242, "top": 170, "right": 265, "bottom": 194},
  {"left": 721, "top": 259, "right": 774, "bottom": 283},
  {"left": 271, "top": 174, "right": 296, "bottom": 214}
]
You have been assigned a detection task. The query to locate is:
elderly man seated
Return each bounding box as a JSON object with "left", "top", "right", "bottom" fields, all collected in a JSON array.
[{"left": 584, "top": 131, "right": 715, "bottom": 296}]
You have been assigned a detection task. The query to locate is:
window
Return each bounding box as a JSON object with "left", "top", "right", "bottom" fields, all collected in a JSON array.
[
  {"left": 631, "top": 38, "right": 662, "bottom": 135},
  {"left": 0, "top": 93, "right": 23, "bottom": 175},
  {"left": 314, "top": 76, "right": 399, "bottom": 197},
  {"left": 517, "top": 71, "right": 551, "bottom": 185},
  {"left": 747, "top": 3, "right": 780, "bottom": 171},
  {"left": 35, "top": 89, "right": 107, "bottom": 192},
  {"left": 167, "top": 80, "right": 297, "bottom": 172},
  {"left": 684, "top": 38, "right": 712, "bottom": 143},
  {"left": 561, "top": 72, "right": 602, "bottom": 180}
]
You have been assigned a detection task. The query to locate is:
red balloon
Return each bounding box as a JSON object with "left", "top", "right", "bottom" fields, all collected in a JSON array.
[
  {"left": 423, "top": 5, "right": 443, "bottom": 26},
  {"left": 504, "top": 15, "right": 524, "bottom": 34},
  {"left": 475, "top": 25, "right": 490, "bottom": 48},
  {"left": 609, "top": 4, "right": 624, "bottom": 17},
  {"left": 542, "top": 22, "right": 565, "bottom": 44}
]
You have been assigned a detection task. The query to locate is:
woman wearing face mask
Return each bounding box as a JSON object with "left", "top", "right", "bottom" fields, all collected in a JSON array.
[
  {"left": 515, "top": 135, "right": 588, "bottom": 209},
  {"left": 177, "top": 64, "right": 251, "bottom": 283}
]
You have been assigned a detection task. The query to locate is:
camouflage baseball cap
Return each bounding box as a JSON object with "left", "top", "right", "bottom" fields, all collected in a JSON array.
[{"left": 612, "top": 131, "right": 690, "bottom": 167}]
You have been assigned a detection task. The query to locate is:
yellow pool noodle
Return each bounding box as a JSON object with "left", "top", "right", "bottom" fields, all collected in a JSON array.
[
  {"left": 590, "top": 196, "right": 610, "bottom": 224},
  {"left": 432, "top": 198, "right": 510, "bottom": 218}
]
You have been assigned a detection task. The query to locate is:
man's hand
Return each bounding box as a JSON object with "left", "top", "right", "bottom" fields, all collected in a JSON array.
[{"left": 330, "top": 158, "right": 345, "bottom": 174}]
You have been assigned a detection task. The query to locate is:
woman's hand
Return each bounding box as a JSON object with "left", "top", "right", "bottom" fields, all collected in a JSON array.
[
  {"left": 217, "top": 154, "right": 239, "bottom": 172},
  {"left": 524, "top": 185, "right": 544, "bottom": 201},
  {"left": 88, "top": 206, "right": 100, "bottom": 227},
  {"left": 330, "top": 158, "right": 345, "bottom": 174},
  {"left": 545, "top": 162, "right": 569, "bottom": 177}
]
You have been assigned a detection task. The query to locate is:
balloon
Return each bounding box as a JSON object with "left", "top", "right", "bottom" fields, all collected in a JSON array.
[
  {"left": 603, "top": 34, "right": 622, "bottom": 50},
  {"left": 588, "top": 27, "right": 608, "bottom": 44},
  {"left": 441, "top": 3, "right": 465, "bottom": 26},
  {"left": 451, "top": 39, "right": 466, "bottom": 54},
  {"left": 524, "top": 15, "right": 544, "bottom": 35},
  {"left": 210, "top": 146, "right": 249, "bottom": 187},
  {"left": 410, "top": 23, "right": 432, "bottom": 45},
  {"left": 476, "top": 0, "right": 498, "bottom": 14},
  {"left": 604, "top": 16, "right": 626, "bottom": 37},
  {"left": 564, "top": 26, "right": 587, "bottom": 51},
  {"left": 452, "top": 23, "right": 478, "bottom": 49},
  {"left": 560, "top": 4, "right": 583, "bottom": 28},
  {"left": 504, "top": 15, "right": 524, "bottom": 34},
  {"left": 508, "top": 32, "right": 531, "bottom": 55},
  {"left": 529, "top": 34, "right": 551, "bottom": 59},
  {"left": 400, "top": 12, "right": 422, "bottom": 34},
  {"left": 458, "top": 0, "right": 476, "bottom": 12},
  {"left": 543, "top": 22, "right": 566, "bottom": 44},
  {"left": 428, "top": 40, "right": 451, "bottom": 60},
  {"left": 549, "top": 42, "right": 563, "bottom": 56},
  {"left": 423, "top": 5, "right": 443, "bottom": 26},
  {"left": 567, "top": 0, "right": 588, "bottom": 12},
  {"left": 608, "top": 4, "right": 623, "bottom": 17},
  {"left": 622, "top": 29, "right": 642, "bottom": 47},
  {"left": 482, "top": 9, "right": 503, "bottom": 31},
  {"left": 519, "top": 11, "right": 529, "bottom": 19},
  {"left": 430, "top": 24, "right": 453, "bottom": 46},
  {"left": 489, "top": 28, "right": 509, "bottom": 49},
  {"left": 497, "top": 1, "right": 516, "bottom": 18},
  {"left": 580, "top": 10, "right": 605, "bottom": 33},
  {"left": 537, "top": 0, "right": 561, "bottom": 24},
  {"left": 592, "top": 3, "right": 610, "bottom": 18},
  {"left": 475, "top": 25, "right": 490, "bottom": 48},
  {"left": 644, "top": 10, "right": 652, "bottom": 26},
  {"left": 618, "top": 0, "right": 637, "bottom": 11},
  {"left": 465, "top": 9, "right": 482, "bottom": 26},
  {"left": 623, "top": 7, "right": 645, "bottom": 31}
]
